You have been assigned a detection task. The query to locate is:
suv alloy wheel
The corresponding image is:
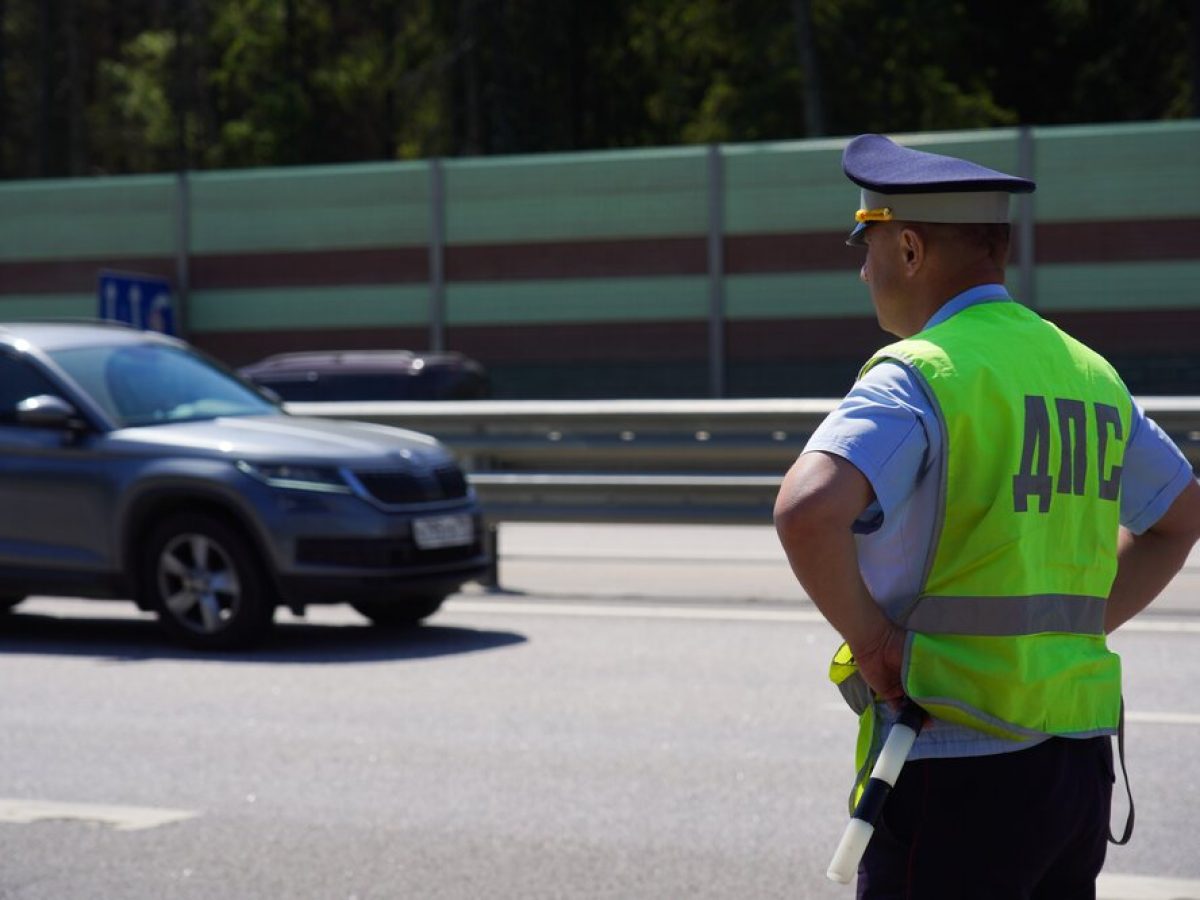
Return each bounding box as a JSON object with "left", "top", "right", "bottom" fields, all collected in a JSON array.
[{"left": 143, "top": 512, "right": 276, "bottom": 650}]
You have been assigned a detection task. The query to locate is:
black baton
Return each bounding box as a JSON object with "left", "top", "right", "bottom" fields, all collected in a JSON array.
[{"left": 826, "top": 701, "right": 925, "bottom": 884}]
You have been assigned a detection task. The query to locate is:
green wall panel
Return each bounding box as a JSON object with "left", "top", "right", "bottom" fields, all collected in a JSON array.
[
  {"left": 444, "top": 147, "right": 708, "bottom": 243},
  {"left": 0, "top": 293, "right": 95, "bottom": 318},
  {"left": 0, "top": 175, "right": 177, "bottom": 261},
  {"left": 723, "top": 138, "right": 850, "bottom": 235},
  {"left": 446, "top": 276, "right": 708, "bottom": 325},
  {"left": 725, "top": 272, "right": 873, "bottom": 319},
  {"left": 1035, "top": 260, "right": 1200, "bottom": 311},
  {"left": 189, "top": 161, "right": 430, "bottom": 255},
  {"left": 1034, "top": 121, "right": 1200, "bottom": 222},
  {"left": 188, "top": 284, "right": 431, "bottom": 332}
]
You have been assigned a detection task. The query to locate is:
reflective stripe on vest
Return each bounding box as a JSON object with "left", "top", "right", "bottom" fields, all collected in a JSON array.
[{"left": 904, "top": 593, "right": 1106, "bottom": 636}]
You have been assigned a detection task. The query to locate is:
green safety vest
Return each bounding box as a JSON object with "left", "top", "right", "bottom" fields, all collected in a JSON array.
[{"left": 833, "top": 299, "right": 1130, "bottom": 802}]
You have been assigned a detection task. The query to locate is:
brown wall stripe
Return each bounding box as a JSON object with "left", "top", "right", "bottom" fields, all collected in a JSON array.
[
  {"left": 191, "top": 247, "right": 429, "bottom": 289},
  {"left": 191, "top": 307, "right": 1200, "bottom": 371},
  {"left": 445, "top": 236, "right": 708, "bottom": 281},
  {"left": 0, "top": 257, "right": 176, "bottom": 294},
  {"left": 1035, "top": 219, "right": 1200, "bottom": 265},
  {"left": 4, "top": 218, "right": 1199, "bottom": 296},
  {"left": 725, "top": 233, "right": 860, "bottom": 274}
]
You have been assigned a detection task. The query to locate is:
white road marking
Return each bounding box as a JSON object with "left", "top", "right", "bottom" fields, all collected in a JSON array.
[
  {"left": 447, "top": 599, "right": 826, "bottom": 623},
  {"left": 446, "top": 599, "right": 1200, "bottom": 634},
  {"left": 1121, "top": 618, "right": 1200, "bottom": 634},
  {"left": 1125, "top": 711, "right": 1200, "bottom": 726},
  {"left": 1098, "top": 873, "right": 1200, "bottom": 899},
  {"left": 0, "top": 798, "right": 198, "bottom": 831}
]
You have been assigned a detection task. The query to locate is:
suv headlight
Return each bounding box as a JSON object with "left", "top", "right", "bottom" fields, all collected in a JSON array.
[{"left": 237, "top": 461, "right": 352, "bottom": 493}]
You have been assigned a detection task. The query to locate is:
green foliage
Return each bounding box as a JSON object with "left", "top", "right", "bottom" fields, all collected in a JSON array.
[
  {"left": 0, "top": 0, "right": 1193, "bottom": 178},
  {"left": 92, "top": 30, "right": 177, "bottom": 172}
]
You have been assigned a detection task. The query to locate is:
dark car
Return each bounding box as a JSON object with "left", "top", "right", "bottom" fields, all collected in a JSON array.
[
  {"left": 238, "top": 350, "right": 490, "bottom": 403},
  {"left": 0, "top": 322, "right": 489, "bottom": 649}
]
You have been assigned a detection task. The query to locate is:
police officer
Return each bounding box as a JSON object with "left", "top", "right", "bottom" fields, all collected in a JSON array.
[{"left": 774, "top": 134, "right": 1200, "bottom": 898}]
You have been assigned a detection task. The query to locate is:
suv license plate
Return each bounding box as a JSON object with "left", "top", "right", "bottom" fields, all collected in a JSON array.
[{"left": 413, "top": 513, "right": 475, "bottom": 549}]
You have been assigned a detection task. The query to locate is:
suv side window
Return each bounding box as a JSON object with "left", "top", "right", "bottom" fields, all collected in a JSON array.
[{"left": 0, "top": 353, "right": 61, "bottom": 424}]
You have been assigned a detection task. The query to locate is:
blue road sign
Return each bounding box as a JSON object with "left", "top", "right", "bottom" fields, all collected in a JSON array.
[{"left": 97, "top": 271, "right": 176, "bottom": 335}]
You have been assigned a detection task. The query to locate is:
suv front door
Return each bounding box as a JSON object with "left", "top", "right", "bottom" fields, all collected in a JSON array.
[{"left": 0, "top": 352, "right": 114, "bottom": 587}]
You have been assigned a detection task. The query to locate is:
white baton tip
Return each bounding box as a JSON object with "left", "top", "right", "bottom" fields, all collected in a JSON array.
[
  {"left": 826, "top": 817, "right": 874, "bottom": 884},
  {"left": 873, "top": 723, "right": 918, "bottom": 784}
]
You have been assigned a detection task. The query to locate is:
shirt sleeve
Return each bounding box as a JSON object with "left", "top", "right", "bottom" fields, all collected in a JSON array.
[
  {"left": 1120, "top": 401, "right": 1195, "bottom": 534},
  {"left": 802, "top": 362, "right": 935, "bottom": 532}
]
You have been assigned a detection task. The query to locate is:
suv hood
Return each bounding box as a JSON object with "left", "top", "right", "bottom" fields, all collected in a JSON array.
[{"left": 109, "top": 414, "right": 449, "bottom": 465}]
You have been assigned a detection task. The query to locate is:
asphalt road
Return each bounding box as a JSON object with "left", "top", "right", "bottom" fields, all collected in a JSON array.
[{"left": 1, "top": 524, "right": 1198, "bottom": 900}]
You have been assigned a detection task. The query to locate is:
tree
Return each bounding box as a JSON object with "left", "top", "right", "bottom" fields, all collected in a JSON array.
[{"left": 0, "top": 0, "right": 1194, "bottom": 179}]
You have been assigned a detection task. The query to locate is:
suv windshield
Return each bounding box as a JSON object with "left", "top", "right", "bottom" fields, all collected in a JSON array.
[{"left": 49, "top": 343, "right": 277, "bottom": 427}]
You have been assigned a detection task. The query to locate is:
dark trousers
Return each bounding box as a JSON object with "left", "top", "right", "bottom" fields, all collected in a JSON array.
[{"left": 858, "top": 736, "right": 1114, "bottom": 900}]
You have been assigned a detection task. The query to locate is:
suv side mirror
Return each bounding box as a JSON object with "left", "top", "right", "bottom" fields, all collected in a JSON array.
[{"left": 16, "top": 394, "right": 85, "bottom": 431}]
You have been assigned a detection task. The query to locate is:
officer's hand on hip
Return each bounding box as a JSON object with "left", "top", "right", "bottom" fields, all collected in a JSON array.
[{"left": 852, "top": 621, "right": 907, "bottom": 706}]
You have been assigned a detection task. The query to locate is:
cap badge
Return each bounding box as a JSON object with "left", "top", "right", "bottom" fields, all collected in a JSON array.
[{"left": 855, "top": 207, "right": 893, "bottom": 224}]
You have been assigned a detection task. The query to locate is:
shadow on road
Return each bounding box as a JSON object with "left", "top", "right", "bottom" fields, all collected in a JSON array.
[{"left": 0, "top": 609, "right": 527, "bottom": 664}]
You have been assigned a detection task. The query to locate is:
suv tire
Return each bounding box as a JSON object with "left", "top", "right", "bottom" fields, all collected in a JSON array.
[
  {"left": 351, "top": 595, "right": 445, "bottom": 627},
  {"left": 143, "top": 512, "right": 276, "bottom": 650}
]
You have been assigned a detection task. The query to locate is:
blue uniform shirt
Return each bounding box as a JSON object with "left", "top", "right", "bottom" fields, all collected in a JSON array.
[{"left": 804, "top": 285, "right": 1195, "bottom": 759}]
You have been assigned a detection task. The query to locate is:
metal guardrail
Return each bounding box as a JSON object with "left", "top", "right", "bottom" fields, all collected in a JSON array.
[
  {"left": 285, "top": 397, "right": 1200, "bottom": 527},
  {"left": 286, "top": 398, "right": 835, "bottom": 470},
  {"left": 467, "top": 473, "right": 783, "bottom": 526},
  {"left": 285, "top": 398, "right": 830, "bottom": 525}
]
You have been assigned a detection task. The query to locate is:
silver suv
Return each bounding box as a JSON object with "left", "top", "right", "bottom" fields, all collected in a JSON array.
[{"left": 0, "top": 322, "right": 489, "bottom": 649}]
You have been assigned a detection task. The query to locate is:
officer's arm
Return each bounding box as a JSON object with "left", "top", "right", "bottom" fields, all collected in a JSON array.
[
  {"left": 1106, "top": 477, "right": 1200, "bottom": 633},
  {"left": 774, "top": 450, "right": 905, "bottom": 701}
]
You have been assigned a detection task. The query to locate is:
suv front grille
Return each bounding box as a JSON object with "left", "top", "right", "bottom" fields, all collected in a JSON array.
[
  {"left": 434, "top": 466, "right": 467, "bottom": 498},
  {"left": 353, "top": 465, "right": 469, "bottom": 505}
]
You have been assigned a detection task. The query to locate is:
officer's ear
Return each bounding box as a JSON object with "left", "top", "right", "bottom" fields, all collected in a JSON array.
[{"left": 898, "top": 225, "right": 926, "bottom": 275}]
